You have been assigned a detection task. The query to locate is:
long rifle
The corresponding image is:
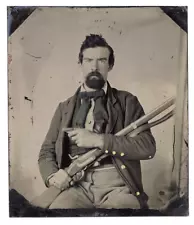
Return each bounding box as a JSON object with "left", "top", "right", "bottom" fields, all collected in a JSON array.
[{"left": 31, "top": 97, "right": 175, "bottom": 208}]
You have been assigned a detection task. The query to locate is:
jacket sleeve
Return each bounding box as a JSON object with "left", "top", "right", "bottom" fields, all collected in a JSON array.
[
  {"left": 38, "top": 103, "right": 62, "bottom": 186},
  {"left": 102, "top": 95, "right": 156, "bottom": 161}
]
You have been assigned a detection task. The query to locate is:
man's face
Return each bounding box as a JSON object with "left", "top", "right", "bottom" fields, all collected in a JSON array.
[{"left": 80, "top": 47, "right": 111, "bottom": 90}]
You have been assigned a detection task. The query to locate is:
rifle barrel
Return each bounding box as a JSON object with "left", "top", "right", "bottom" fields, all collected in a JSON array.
[{"left": 116, "top": 97, "right": 175, "bottom": 136}]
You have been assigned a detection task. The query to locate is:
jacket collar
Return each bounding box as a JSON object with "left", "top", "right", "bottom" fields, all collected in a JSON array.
[
  {"left": 105, "top": 82, "right": 118, "bottom": 133},
  {"left": 106, "top": 81, "right": 117, "bottom": 106}
]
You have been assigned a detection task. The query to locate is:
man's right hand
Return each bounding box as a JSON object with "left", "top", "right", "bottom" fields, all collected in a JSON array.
[{"left": 48, "top": 169, "right": 72, "bottom": 191}]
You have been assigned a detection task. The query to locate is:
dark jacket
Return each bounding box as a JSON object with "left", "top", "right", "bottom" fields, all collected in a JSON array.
[{"left": 38, "top": 83, "right": 156, "bottom": 208}]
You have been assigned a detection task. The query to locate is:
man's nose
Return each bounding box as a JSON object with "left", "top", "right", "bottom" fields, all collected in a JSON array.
[{"left": 91, "top": 61, "right": 98, "bottom": 71}]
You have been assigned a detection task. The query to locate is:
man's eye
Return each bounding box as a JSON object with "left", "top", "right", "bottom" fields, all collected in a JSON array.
[
  {"left": 84, "top": 59, "right": 92, "bottom": 62},
  {"left": 99, "top": 59, "right": 107, "bottom": 63}
]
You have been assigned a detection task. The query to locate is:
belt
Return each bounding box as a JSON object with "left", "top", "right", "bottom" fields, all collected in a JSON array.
[
  {"left": 88, "top": 164, "right": 115, "bottom": 171},
  {"left": 68, "top": 154, "right": 113, "bottom": 166}
]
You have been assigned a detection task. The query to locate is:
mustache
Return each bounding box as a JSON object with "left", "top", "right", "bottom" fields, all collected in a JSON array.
[{"left": 87, "top": 71, "right": 103, "bottom": 79}]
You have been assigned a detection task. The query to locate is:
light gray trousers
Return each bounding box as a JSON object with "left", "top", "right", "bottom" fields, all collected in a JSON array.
[{"left": 49, "top": 165, "right": 140, "bottom": 209}]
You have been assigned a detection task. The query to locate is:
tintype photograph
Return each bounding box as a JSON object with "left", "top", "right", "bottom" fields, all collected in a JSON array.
[{"left": 8, "top": 6, "right": 188, "bottom": 217}]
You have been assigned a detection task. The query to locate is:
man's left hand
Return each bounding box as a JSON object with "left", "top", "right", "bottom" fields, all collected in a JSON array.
[{"left": 66, "top": 128, "right": 104, "bottom": 149}]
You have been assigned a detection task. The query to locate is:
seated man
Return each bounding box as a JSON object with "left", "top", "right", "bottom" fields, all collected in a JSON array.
[{"left": 38, "top": 34, "right": 156, "bottom": 209}]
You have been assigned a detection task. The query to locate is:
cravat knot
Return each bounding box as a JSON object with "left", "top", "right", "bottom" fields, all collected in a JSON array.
[{"left": 78, "top": 89, "right": 105, "bottom": 100}]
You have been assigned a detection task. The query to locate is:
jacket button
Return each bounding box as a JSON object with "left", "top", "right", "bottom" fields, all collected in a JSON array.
[
  {"left": 121, "top": 165, "right": 126, "bottom": 169},
  {"left": 112, "top": 151, "right": 116, "bottom": 155},
  {"left": 120, "top": 152, "right": 125, "bottom": 156},
  {"left": 105, "top": 150, "right": 109, "bottom": 154},
  {"left": 136, "top": 192, "right": 140, "bottom": 196}
]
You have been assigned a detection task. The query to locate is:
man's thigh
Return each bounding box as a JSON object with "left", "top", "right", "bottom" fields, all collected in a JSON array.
[
  {"left": 49, "top": 185, "right": 94, "bottom": 209},
  {"left": 98, "top": 187, "right": 140, "bottom": 209}
]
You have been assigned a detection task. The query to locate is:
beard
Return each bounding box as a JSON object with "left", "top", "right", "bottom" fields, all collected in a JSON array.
[{"left": 85, "top": 71, "right": 105, "bottom": 90}]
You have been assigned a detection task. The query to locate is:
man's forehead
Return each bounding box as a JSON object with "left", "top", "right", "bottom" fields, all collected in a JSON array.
[{"left": 83, "top": 47, "right": 110, "bottom": 58}]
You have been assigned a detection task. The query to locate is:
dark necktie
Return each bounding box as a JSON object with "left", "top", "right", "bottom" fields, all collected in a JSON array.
[{"left": 74, "top": 89, "right": 106, "bottom": 129}]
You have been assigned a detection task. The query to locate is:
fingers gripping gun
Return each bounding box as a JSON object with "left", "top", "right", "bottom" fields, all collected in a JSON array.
[{"left": 31, "top": 97, "right": 175, "bottom": 208}]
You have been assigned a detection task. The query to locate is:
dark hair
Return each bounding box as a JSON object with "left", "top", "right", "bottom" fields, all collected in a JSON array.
[{"left": 78, "top": 34, "right": 115, "bottom": 69}]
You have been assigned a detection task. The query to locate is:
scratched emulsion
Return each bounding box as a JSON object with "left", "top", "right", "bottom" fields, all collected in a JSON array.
[
  {"left": 8, "top": 7, "right": 187, "bottom": 209},
  {"left": 179, "top": 88, "right": 188, "bottom": 196}
]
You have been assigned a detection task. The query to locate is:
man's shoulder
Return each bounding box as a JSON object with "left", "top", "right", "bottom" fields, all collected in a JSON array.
[
  {"left": 112, "top": 87, "right": 136, "bottom": 101},
  {"left": 61, "top": 95, "right": 74, "bottom": 104},
  {"left": 111, "top": 87, "right": 144, "bottom": 113},
  {"left": 56, "top": 95, "right": 75, "bottom": 111}
]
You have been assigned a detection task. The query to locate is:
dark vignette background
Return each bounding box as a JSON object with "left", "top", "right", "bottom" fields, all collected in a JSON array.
[{"left": 7, "top": 6, "right": 188, "bottom": 217}]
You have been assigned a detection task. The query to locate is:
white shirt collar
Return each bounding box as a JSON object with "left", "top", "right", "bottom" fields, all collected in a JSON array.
[{"left": 80, "top": 82, "right": 108, "bottom": 94}]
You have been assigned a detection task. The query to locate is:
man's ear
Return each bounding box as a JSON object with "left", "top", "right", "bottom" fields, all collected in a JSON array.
[
  {"left": 108, "top": 65, "right": 113, "bottom": 72},
  {"left": 78, "top": 61, "right": 82, "bottom": 68}
]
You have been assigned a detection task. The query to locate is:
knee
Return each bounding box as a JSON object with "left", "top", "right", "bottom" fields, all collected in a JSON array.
[
  {"left": 48, "top": 198, "right": 70, "bottom": 209},
  {"left": 48, "top": 196, "right": 78, "bottom": 209}
]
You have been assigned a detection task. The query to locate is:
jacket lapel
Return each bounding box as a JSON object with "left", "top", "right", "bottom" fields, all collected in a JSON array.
[
  {"left": 105, "top": 83, "right": 118, "bottom": 134},
  {"left": 63, "top": 87, "right": 81, "bottom": 128}
]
